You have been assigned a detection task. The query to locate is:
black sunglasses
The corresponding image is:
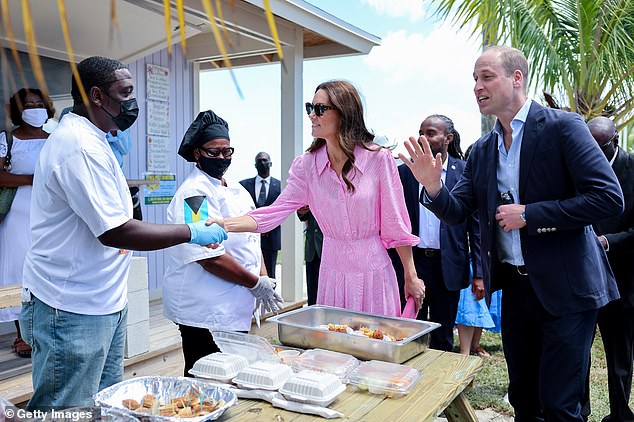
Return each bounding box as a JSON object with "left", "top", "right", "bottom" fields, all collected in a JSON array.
[
  {"left": 305, "top": 102, "right": 336, "bottom": 117},
  {"left": 598, "top": 132, "right": 618, "bottom": 150},
  {"left": 498, "top": 191, "right": 515, "bottom": 205},
  {"left": 199, "top": 146, "right": 234, "bottom": 158}
]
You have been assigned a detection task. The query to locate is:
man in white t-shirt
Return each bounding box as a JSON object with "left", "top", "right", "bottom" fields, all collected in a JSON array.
[
  {"left": 19, "top": 56, "right": 227, "bottom": 410},
  {"left": 163, "top": 110, "right": 283, "bottom": 376}
]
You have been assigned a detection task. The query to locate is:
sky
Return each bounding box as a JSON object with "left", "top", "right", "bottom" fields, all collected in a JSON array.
[{"left": 199, "top": 0, "right": 483, "bottom": 182}]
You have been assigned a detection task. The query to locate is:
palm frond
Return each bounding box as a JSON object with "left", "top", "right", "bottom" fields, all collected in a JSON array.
[{"left": 425, "top": 0, "right": 634, "bottom": 126}]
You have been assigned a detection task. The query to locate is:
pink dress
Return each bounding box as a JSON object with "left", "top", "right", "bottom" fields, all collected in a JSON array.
[{"left": 248, "top": 144, "right": 418, "bottom": 317}]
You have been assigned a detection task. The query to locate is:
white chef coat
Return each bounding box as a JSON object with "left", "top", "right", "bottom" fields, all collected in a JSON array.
[
  {"left": 22, "top": 112, "right": 132, "bottom": 315},
  {"left": 163, "top": 166, "right": 260, "bottom": 331}
]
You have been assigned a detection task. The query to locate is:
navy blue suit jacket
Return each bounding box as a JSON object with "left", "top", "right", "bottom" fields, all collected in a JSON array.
[
  {"left": 594, "top": 147, "right": 634, "bottom": 309},
  {"left": 424, "top": 101, "right": 623, "bottom": 316},
  {"left": 397, "top": 155, "right": 482, "bottom": 291},
  {"left": 240, "top": 176, "right": 282, "bottom": 251}
]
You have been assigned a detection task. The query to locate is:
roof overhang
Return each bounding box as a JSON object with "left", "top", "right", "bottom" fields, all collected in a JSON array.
[{"left": 0, "top": 0, "right": 379, "bottom": 66}]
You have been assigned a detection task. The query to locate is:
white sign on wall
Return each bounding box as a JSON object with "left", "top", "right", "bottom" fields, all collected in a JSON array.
[
  {"left": 147, "top": 100, "right": 169, "bottom": 137},
  {"left": 146, "top": 64, "right": 169, "bottom": 101},
  {"left": 147, "top": 135, "right": 170, "bottom": 172}
]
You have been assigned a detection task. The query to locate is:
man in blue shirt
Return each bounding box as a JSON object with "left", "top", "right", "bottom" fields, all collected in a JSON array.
[{"left": 401, "top": 46, "right": 623, "bottom": 421}]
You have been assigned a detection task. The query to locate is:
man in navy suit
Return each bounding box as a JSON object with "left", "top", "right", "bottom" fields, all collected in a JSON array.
[
  {"left": 401, "top": 46, "right": 623, "bottom": 421},
  {"left": 587, "top": 116, "right": 634, "bottom": 422},
  {"left": 240, "top": 152, "right": 281, "bottom": 278},
  {"left": 389, "top": 115, "right": 482, "bottom": 351}
]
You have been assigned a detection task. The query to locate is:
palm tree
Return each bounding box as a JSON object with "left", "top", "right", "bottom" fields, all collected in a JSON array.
[{"left": 426, "top": 0, "right": 634, "bottom": 129}]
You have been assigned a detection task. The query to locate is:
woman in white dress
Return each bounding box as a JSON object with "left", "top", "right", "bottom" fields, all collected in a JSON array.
[{"left": 0, "top": 88, "right": 54, "bottom": 358}]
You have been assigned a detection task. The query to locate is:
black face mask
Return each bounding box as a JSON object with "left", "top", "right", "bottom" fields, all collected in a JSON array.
[
  {"left": 101, "top": 96, "right": 139, "bottom": 131},
  {"left": 199, "top": 157, "right": 231, "bottom": 179}
]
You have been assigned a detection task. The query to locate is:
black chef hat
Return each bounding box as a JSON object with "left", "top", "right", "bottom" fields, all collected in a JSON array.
[{"left": 178, "top": 110, "right": 230, "bottom": 162}]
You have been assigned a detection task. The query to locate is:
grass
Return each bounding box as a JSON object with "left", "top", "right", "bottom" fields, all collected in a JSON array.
[{"left": 459, "top": 330, "right": 634, "bottom": 420}]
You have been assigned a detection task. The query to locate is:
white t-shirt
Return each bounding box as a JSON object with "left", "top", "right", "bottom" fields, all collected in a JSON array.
[
  {"left": 22, "top": 112, "right": 132, "bottom": 315},
  {"left": 163, "top": 167, "right": 260, "bottom": 331}
]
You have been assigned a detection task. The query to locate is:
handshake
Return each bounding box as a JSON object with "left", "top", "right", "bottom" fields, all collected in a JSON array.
[{"left": 187, "top": 220, "right": 228, "bottom": 246}]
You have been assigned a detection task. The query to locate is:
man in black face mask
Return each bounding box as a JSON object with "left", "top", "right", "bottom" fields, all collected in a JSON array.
[
  {"left": 166, "top": 110, "right": 282, "bottom": 377},
  {"left": 581, "top": 116, "right": 634, "bottom": 422},
  {"left": 240, "top": 152, "right": 282, "bottom": 278},
  {"left": 20, "top": 57, "right": 227, "bottom": 410}
]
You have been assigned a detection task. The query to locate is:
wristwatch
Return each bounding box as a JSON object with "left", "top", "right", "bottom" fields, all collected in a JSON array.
[{"left": 520, "top": 210, "right": 527, "bottom": 223}]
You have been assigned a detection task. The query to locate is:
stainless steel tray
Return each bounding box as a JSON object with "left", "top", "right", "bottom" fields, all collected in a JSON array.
[{"left": 268, "top": 305, "right": 440, "bottom": 363}]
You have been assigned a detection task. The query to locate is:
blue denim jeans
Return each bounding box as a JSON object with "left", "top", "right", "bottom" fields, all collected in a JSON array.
[{"left": 19, "top": 292, "right": 127, "bottom": 411}]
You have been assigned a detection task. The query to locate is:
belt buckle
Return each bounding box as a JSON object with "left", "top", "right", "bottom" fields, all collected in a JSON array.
[
  {"left": 424, "top": 249, "right": 436, "bottom": 257},
  {"left": 516, "top": 265, "right": 528, "bottom": 276}
]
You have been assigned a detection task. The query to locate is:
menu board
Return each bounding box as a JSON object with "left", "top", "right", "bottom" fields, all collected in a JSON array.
[
  {"left": 146, "top": 135, "right": 170, "bottom": 172},
  {"left": 147, "top": 100, "right": 169, "bottom": 137},
  {"left": 146, "top": 64, "right": 169, "bottom": 101}
]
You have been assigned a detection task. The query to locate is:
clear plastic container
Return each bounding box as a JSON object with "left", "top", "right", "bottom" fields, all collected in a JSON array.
[
  {"left": 188, "top": 352, "right": 249, "bottom": 381},
  {"left": 292, "top": 348, "right": 359, "bottom": 381},
  {"left": 278, "top": 349, "right": 301, "bottom": 366},
  {"left": 279, "top": 370, "right": 347, "bottom": 407},
  {"left": 211, "top": 331, "right": 280, "bottom": 364},
  {"left": 347, "top": 360, "right": 421, "bottom": 398},
  {"left": 232, "top": 361, "right": 293, "bottom": 390}
]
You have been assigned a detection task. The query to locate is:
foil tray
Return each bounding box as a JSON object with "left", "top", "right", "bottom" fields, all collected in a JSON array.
[
  {"left": 93, "top": 376, "right": 237, "bottom": 421},
  {"left": 268, "top": 305, "right": 440, "bottom": 363}
]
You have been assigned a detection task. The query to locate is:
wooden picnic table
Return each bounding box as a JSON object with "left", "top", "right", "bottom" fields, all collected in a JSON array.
[
  {"left": 225, "top": 323, "right": 483, "bottom": 422},
  {"left": 0, "top": 284, "right": 21, "bottom": 309}
]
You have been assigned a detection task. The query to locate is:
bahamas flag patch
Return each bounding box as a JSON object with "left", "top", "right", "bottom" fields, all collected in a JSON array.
[{"left": 184, "top": 196, "right": 208, "bottom": 224}]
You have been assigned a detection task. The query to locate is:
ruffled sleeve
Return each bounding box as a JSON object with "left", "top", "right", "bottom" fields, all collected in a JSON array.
[
  {"left": 377, "top": 149, "right": 419, "bottom": 248},
  {"left": 248, "top": 154, "right": 309, "bottom": 233}
]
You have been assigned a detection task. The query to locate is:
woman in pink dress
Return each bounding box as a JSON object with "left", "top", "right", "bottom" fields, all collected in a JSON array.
[{"left": 217, "top": 80, "right": 425, "bottom": 317}]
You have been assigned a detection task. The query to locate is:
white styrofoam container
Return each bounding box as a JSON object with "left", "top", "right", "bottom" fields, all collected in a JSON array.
[
  {"left": 189, "top": 353, "right": 250, "bottom": 382},
  {"left": 279, "top": 370, "right": 346, "bottom": 407},
  {"left": 232, "top": 361, "right": 293, "bottom": 390}
]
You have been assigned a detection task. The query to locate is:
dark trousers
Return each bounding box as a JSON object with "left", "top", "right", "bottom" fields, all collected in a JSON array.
[
  {"left": 499, "top": 263, "right": 597, "bottom": 422},
  {"left": 177, "top": 325, "right": 249, "bottom": 378},
  {"left": 597, "top": 303, "right": 634, "bottom": 421},
  {"left": 262, "top": 249, "right": 279, "bottom": 279},
  {"left": 412, "top": 249, "right": 459, "bottom": 352},
  {"left": 177, "top": 325, "right": 220, "bottom": 377},
  {"left": 306, "top": 256, "right": 321, "bottom": 306}
]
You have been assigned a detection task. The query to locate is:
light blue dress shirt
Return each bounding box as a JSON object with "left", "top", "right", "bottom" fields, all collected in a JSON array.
[
  {"left": 417, "top": 158, "right": 448, "bottom": 249},
  {"left": 495, "top": 99, "right": 532, "bottom": 265}
]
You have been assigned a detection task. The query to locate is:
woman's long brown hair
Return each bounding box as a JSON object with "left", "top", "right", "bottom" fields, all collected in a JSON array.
[{"left": 307, "top": 80, "right": 376, "bottom": 193}]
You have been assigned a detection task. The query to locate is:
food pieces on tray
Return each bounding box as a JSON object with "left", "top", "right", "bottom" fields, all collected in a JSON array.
[
  {"left": 317, "top": 323, "right": 404, "bottom": 342},
  {"left": 121, "top": 386, "right": 226, "bottom": 418}
]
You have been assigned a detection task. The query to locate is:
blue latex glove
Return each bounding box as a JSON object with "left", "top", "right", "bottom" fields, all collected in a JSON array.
[{"left": 187, "top": 221, "right": 228, "bottom": 245}]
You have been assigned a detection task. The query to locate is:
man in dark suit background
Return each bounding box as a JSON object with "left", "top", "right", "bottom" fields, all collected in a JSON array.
[
  {"left": 588, "top": 116, "right": 634, "bottom": 422},
  {"left": 389, "top": 114, "right": 482, "bottom": 352},
  {"left": 240, "top": 152, "right": 281, "bottom": 278},
  {"left": 297, "top": 206, "right": 323, "bottom": 306},
  {"left": 401, "top": 45, "right": 623, "bottom": 421}
]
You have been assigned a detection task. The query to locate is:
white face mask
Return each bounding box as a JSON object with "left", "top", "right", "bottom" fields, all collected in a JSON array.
[{"left": 21, "top": 108, "right": 49, "bottom": 127}]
